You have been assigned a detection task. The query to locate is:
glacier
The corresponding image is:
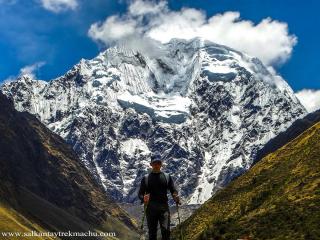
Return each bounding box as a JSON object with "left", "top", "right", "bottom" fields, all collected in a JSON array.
[{"left": 1, "top": 38, "right": 306, "bottom": 204}]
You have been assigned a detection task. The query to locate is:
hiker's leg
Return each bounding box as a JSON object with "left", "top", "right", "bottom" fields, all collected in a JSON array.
[
  {"left": 159, "top": 208, "right": 170, "bottom": 240},
  {"left": 146, "top": 205, "right": 159, "bottom": 240}
]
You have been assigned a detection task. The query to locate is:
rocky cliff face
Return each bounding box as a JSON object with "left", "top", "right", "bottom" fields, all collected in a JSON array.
[
  {"left": 1, "top": 38, "right": 306, "bottom": 204},
  {"left": 0, "top": 92, "right": 138, "bottom": 239}
]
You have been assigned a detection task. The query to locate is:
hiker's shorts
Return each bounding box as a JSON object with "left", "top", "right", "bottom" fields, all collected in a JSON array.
[{"left": 146, "top": 201, "right": 170, "bottom": 240}]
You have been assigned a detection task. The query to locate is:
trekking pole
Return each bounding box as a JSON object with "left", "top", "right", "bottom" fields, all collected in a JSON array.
[
  {"left": 139, "top": 202, "right": 148, "bottom": 240},
  {"left": 176, "top": 203, "right": 184, "bottom": 240},
  {"left": 140, "top": 202, "right": 148, "bottom": 230}
]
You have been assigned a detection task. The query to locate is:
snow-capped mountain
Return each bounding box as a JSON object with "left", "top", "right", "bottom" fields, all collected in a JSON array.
[{"left": 1, "top": 38, "right": 306, "bottom": 204}]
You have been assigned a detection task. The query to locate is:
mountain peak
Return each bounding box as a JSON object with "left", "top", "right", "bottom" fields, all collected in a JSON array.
[
  {"left": 17, "top": 74, "right": 34, "bottom": 82},
  {"left": 1, "top": 40, "right": 307, "bottom": 204}
]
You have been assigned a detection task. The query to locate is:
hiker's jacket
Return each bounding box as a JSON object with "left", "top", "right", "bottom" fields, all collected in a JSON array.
[{"left": 138, "top": 171, "right": 177, "bottom": 204}]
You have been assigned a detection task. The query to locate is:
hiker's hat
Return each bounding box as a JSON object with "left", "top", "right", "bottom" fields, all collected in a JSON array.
[{"left": 150, "top": 152, "right": 162, "bottom": 163}]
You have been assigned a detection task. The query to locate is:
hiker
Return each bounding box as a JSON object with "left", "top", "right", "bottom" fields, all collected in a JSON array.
[{"left": 138, "top": 153, "right": 181, "bottom": 240}]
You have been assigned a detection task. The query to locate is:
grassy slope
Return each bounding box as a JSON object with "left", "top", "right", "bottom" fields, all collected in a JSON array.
[
  {"left": 0, "top": 187, "right": 134, "bottom": 240},
  {"left": 172, "top": 122, "right": 320, "bottom": 240},
  {"left": 0, "top": 201, "right": 56, "bottom": 240}
]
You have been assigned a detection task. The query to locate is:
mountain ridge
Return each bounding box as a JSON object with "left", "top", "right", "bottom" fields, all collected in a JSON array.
[
  {"left": 254, "top": 109, "right": 320, "bottom": 164},
  {"left": 1, "top": 38, "right": 307, "bottom": 204}
]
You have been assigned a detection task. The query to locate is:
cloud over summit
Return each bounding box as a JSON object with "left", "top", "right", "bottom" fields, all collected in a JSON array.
[
  {"left": 2, "top": 62, "right": 45, "bottom": 85},
  {"left": 296, "top": 89, "right": 320, "bottom": 113},
  {"left": 88, "top": 0, "right": 297, "bottom": 66}
]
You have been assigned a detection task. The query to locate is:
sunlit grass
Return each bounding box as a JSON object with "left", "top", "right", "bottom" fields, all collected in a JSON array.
[{"left": 172, "top": 122, "right": 320, "bottom": 240}]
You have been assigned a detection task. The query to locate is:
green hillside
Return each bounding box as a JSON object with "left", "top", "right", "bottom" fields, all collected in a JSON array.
[
  {"left": 172, "top": 122, "right": 320, "bottom": 240},
  {"left": 0, "top": 200, "right": 56, "bottom": 240}
]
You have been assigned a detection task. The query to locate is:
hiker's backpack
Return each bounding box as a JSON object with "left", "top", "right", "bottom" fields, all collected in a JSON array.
[{"left": 144, "top": 172, "right": 170, "bottom": 189}]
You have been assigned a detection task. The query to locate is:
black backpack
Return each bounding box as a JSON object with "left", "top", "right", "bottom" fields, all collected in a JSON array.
[{"left": 144, "top": 172, "right": 170, "bottom": 189}]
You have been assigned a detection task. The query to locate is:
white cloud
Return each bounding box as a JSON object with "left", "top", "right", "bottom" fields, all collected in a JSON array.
[
  {"left": 19, "top": 61, "right": 46, "bottom": 78},
  {"left": 88, "top": 16, "right": 138, "bottom": 43},
  {"left": 40, "top": 0, "right": 78, "bottom": 13},
  {"left": 295, "top": 89, "right": 320, "bottom": 113},
  {"left": 2, "top": 62, "right": 45, "bottom": 85},
  {"left": 88, "top": 0, "right": 297, "bottom": 66},
  {"left": 128, "top": 0, "right": 166, "bottom": 16}
]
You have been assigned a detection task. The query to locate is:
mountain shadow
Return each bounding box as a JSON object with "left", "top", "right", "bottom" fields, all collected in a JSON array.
[{"left": 0, "top": 92, "right": 139, "bottom": 240}]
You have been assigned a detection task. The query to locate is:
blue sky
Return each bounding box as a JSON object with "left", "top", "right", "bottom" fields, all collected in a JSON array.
[{"left": 0, "top": 0, "right": 319, "bottom": 110}]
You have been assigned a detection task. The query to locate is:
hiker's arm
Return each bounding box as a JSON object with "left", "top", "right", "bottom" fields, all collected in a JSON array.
[
  {"left": 138, "top": 177, "right": 146, "bottom": 204},
  {"left": 168, "top": 175, "right": 178, "bottom": 195},
  {"left": 169, "top": 175, "right": 181, "bottom": 204}
]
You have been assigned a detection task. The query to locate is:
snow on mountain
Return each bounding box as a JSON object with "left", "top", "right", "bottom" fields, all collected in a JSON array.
[{"left": 1, "top": 38, "right": 306, "bottom": 204}]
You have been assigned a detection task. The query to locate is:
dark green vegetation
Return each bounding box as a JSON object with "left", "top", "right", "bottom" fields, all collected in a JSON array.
[
  {"left": 0, "top": 92, "right": 139, "bottom": 239},
  {"left": 172, "top": 121, "right": 320, "bottom": 240}
]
